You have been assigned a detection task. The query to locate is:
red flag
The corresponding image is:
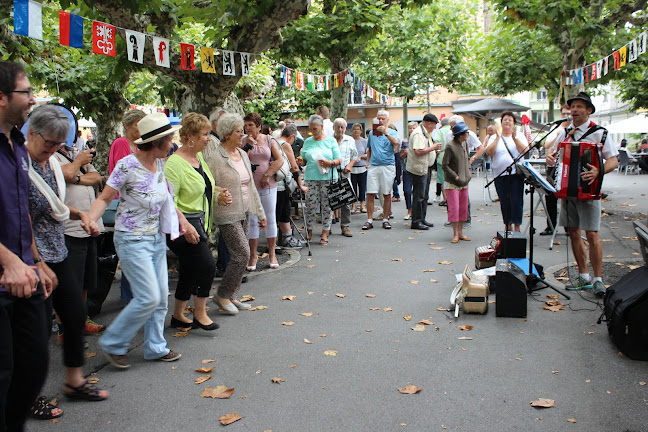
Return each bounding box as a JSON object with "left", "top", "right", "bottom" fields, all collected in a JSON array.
[
  {"left": 180, "top": 43, "right": 195, "bottom": 70},
  {"left": 92, "top": 21, "right": 116, "bottom": 57},
  {"left": 613, "top": 51, "right": 620, "bottom": 70}
]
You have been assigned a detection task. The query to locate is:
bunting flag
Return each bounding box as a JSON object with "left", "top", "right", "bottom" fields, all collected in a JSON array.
[
  {"left": 240, "top": 53, "right": 250, "bottom": 76},
  {"left": 296, "top": 72, "right": 305, "bottom": 90},
  {"left": 613, "top": 50, "right": 620, "bottom": 70},
  {"left": 325, "top": 75, "right": 331, "bottom": 90},
  {"left": 590, "top": 63, "right": 596, "bottom": 81},
  {"left": 317, "top": 75, "right": 324, "bottom": 91},
  {"left": 596, "top": 60, "right": 603, "bottom": 79},
  {"left": 200, "top": 47, "right": 215, "bottom": 73},
  {"left": 222, "top": 50, "right": 235, "bottom": 76},
  {"left": 628, "top": 39, "right": 638, "bottom": 62},
  {"left": 619, "top": 46, "right": 628, "bottom": 67},
  {"left": 333, "top": 73, "right": 339, "bottom": 88},
  {"left": 153, "top": 37, "right": 170, "bottom": 68},
  {"left": 14, "top": 0, "right": 42, "bottom": 40},
  {"left": 125, "top": 30, "right": 144, "bottom": 63},
  {"left": 639, "top": 32, "right": 647, "bottom": 55},
  {"left": 282, "top": 67, "right": 292, "bottom": 87},
  {"left": 306, "top": 74, "right": 315, "bottom": 91},
  {"left": 92, "top": 21, "right": 116, "bottom": 57},
  {"left": 604, "top": 56, "right": 609, "bottom": 75},
  {"left": 58, "top": 10, "right": 83, "bottom": 48},
  {"left": 180, "top": 43, "right": 195, "bottom": 70}
]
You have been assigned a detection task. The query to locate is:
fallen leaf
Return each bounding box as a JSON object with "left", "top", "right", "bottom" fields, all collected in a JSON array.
[
  {"left": 369, "top": 307, "right": 380, "bottom": 311},
  {"left": 249, "top": 305, "right": 268, "bottom": 311},
  {"left": 383, "top": 307, "right": 393, "bottom": 312},
  {"left": 366, "top": 329, "right": 372, "bottom": 332},
  {"left": 87, "top": 377, "right": 99, "bottom": 384},
  {"left": 183, "top": 307, "right": 195, "bottom": 313},
  {"left": 173, "top": 331, "right": 190, "bottom": 337},
  {"left": 640, "top": 381, "right": 646, "bottom": 386},
  {"left": 530, "top": 398, "right": 555, "bottom": 408},
  {"left": 218, "top": 414, "right": 241, "bottom": 425},
  {"left": 404, "top": 314, "right": 412, "bottom": 321},
  {"left": 428, "top": 242, "right": 436, "bottom": 245},
  {"left": 438, "top": 261, "right": 453, "bottom": 265},
  {"left": 392, "top": 258, "right": 403, "bottom": 262},
  {"left": 412, "top": 324, "right": 426, "bottom": 332},
  {"left": 259, "top": 252, "right": 269, "bottom": 259},
  {"left": 544, "top": 304, "right": 564, "bottom": 312},
  {"left": 408, "top": 237, "right": 415, "bottom": 240},
  {"left": 307, "top": 265, "right": 316, "bottom": 269},
  {"left": 567, "top": 418, "right": 576, "bottom": 423},
  {"left": 429, "top": 279, "right": 438, "bottom": 283},
  {"left": 628, "top": 264, "right": 641, "bottom": 270},
  {"left": 365, "top": 293, "right": 376, "bottom": 298},
  {"left": 398, "top": 384, "right": 422, "bottom": 394},
  {"left": 195, "top": 375, "right": 212, "bottom": 384},
  {"left": 552, "top": 371, "right": 559, "bottom": 375},
  {"left": 256, "top": 370, "right": 262, "bottom": 374},
  {"left": 423, "top": 269, "right": 436, "bottom": 272},
  {"left": 430, "top": 247, "right": 445, "bottom": 250},
  {"left": 419, "top": 319, "right": 434, "bottom": 325},
  {"left": 299, "top": 312, "right": 313, "bottom": 317},
  {"left": 336, "top": 293, "right": 346, "bottom": 298},
  {"left": 319, "top": 334, "right": 327, "bottom": 337},
  {"left": 201, "top": 385, "right": 234, "bottom": 399},
  {"left": 606, "top": 254, "right": 614, "bottom": 258},
  {"left": 202, "top": 359, "right": 215, "bottom": 364},
  {"left": 435, "top": 327, "right": 440, "bottom": 331},
  {"left": 303, "top": 338, "right": 312, "bottom": 344},
  {"left": 546, "top": 295, "right": 559, "bottom": 299},
  {"left": 195, "top": 367, "right": 214, "bottom": 373},
  {"left": 241, "top": 395, "right": 247, "bottom": 399},
  {"left": 458, "top": 337, "right": 473, "bottom": 340},
  {"left": 290, "top": 364, "right": 298, "bottom": 368},
  {"left": 282, "top": 321, "right": 295, "bottom": 326},
  {"left": 323, "top": 350, "right": 338, "bottom": 356},
  {"left": 307, "top": 291, "right": 314, "bottom": 295},
  {"left": 271, "top": 377, "right": 285, "bottom": 384},
  {"left": 281, "top": 295, "right": 296, "bottom": 301},
  {"left": 458, "top": 325, "right": 473, "bottom": 331},
  {"left": 409, "top": 280, "right": 420, "bottom": 285},
  {"left": 84, "top": 352, "right": 96, "bottom": 359},
  {"left": 240, "top": 294, "right": 255, "bottom": 302}
]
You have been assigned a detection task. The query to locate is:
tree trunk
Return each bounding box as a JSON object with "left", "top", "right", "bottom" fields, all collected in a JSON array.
[{"left": 329, "top": 55, "right": 352, "bottom": 119}]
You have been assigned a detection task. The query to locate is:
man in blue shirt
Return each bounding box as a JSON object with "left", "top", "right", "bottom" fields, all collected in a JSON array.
[
  {"left": 362, "top": 110, "right": 400, "bottom": 230},
  {"left": 0, "top": 61, "right": 52, "bottom": 430}
]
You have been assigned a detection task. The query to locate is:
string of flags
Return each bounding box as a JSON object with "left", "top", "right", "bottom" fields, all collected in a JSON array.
[
  {"left": 11, "top": 0, "right": 404, "bottom": 106},
  {"left": 563, "top": 30, "right": 647, "bottom": 85}
]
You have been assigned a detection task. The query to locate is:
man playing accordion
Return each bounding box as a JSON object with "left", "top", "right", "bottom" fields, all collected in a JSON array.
[{"left": 546, "top": 92, "right": 618, "bottom": 296}]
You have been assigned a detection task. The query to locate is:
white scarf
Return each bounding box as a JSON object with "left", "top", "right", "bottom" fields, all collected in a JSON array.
[{"left": 28, "top": 154, "right": 70, "bottom": 221}]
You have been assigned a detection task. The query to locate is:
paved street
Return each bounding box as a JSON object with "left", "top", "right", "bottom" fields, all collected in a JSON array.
[{"left": 31, "top": 172, "right": 648, "bottom": 432}]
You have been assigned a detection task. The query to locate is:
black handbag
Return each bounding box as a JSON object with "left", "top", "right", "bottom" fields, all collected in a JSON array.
[
  {"left": 328, "top": 168, "right": 357, "bottom": 211},
  {"left": 184, "top": 212, "right": 208, "bottom": 242}
]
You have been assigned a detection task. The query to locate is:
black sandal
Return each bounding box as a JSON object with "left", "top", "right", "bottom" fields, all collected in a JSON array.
[
  {"left": 30, "top": 396, "right": 63, "bottom": 420},
  {"left": 63, "top": 381, "right": 108, "bottom": 401}
]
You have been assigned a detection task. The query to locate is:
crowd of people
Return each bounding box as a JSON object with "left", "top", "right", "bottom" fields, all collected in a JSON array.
[{"left": 0, "top": 59, "right": 621, "bottom": 430}]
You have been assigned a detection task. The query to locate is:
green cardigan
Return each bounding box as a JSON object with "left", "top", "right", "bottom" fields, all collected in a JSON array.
[{"left": 164, "top": 152, "right": 216, "bottom": 233}]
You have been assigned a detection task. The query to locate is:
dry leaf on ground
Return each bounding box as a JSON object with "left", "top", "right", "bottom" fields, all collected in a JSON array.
[
  {"left": 369, "top": 307, "right": 380, "bottom": 311},
  {"left": 412, "top": 324, "right": 426, "bottom": 332},
  {"left": 249, "top": 305, "right": 268, "bottom": 311},
  {"left": 430, "top": 247, "right": 445, "bottom": 250},
  {"left": 398, "top": 384, "right": 422, "bottom": 394},
  {"left": 419, "top": 319, "right": 434, "bottom": 325},
  {"left": 281, "top": 295, "right": 296, "bottom": 301},
  {"left": 282, "top": 321, "right": 295, "bottom": 326},
  {"left": 438, "top": 261, "right": 453, "bottom": 265},
  {"left": 403, "top": 314, "right": 412, "bottom": 321},
  {"left": 546, "top": 295, "right": 559, "bottom": 299},
  {"left": 218, "top": 414, "right": 241, "bottom": 425},
  {"left": 271, "top": 377, "right": 285, "bottom": 384},
  {"left": 195, "top": 367, "right": 214, "bottom": 373},
  {"left": 458, "top": 337, "right": 473, "bottom": 340},
  {"left": 259, "top": 252, "right": 269, "bottom": 259},
  {"left": 409, "top": 280, "right": 420, "bottom": 285},
  {"left": 202, "top": 359, "right": 215, "bottom": 364},
  {"left": 87, "top": 377, "right": 99, "bottom": 384},
  {"left": 336, "top": 293, "right": 346, "bottom": 298},
  {"left": 323, "top": 350, "right": 338, "bottom": 356},
  {"left": 84, "top": 352, "right": 96, "bottom": 359},
  {"left": 173, "top": 331, "right": 190, "bottom": 337},
  {"left": 383, "top": 307, "right": 393, "bottom": 312},
  {"left": 319, "top": 334, "right": 327, "bottom": 337},
  {"left": 530, "top": 398, "right": 555, "bottom": 408},
  {"left": 195, "top": 375, "right": 211, "bottom": 384},
  {"left": 430, "top": 279, "right": 438, "bottom": 283},
  {"left": 628, "top": 264, "right": 641, "bottom": 270},
  {"left": 458, "top": 325, "right": 473, "bottom": 331},
  {"left": 307, "top": 264, "right": 316, "bottom": 269},
  {"left": 290, "top": 364, "right": 298, "bottom": 368},
  {"left": 544, "top": 304, "right": 564, "bottom": 312},
  {"left": 307, "top": 291, "right": 315, "bottom": 295},
  {"left": 299, "top": 312, "right": 313, "bottom": 317},
  {"left": 567, "top": 418, "right": 576, "bottom": 423},
  {"left": 303, "top": 339, "right": 312, "bottom": 344},
  {"left": 366, "top": 294, "right": 376, "bottom": 298},
  {"left": 201, "top": 385, "right": 234, "bottom": 399},
  {"left": 437, "top": 307, "right": 449, "bottom": 311},
  {"left": 240, "top": 295, "right": 255, "bottom": 302},
  {"left": 392, "top": 258, "right": 403, "bottom": 262},
  {"left": 422, "top": 269, "right": 436, "bottom": 272}
]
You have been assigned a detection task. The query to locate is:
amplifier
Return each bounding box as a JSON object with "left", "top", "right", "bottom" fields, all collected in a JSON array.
[
  {"left": 495, "top": 259, "right": 527, "bottom": 318},
  {"left": 496, "top": 231, "right": 527, "bottom": 259}
]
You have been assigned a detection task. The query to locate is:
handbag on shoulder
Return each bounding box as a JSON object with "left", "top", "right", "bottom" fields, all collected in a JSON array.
[{"left": 327, "top": 168, "right": 357, "bottom": 210}]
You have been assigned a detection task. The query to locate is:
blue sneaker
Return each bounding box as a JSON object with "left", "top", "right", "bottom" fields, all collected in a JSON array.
[
  {"left": 566, "top": 276, "right": 593, "bottom": 291},
  {"left": 592, "top": 280, "right": 606, "bottom": 297}
]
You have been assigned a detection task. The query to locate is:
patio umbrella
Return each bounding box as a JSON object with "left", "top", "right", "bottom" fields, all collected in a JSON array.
[
  {"left": 606, "top": 114, "right": 648, "bottom": 134},
  {"left": 452, "top": 97, "right": 530, "bottom": 121}
]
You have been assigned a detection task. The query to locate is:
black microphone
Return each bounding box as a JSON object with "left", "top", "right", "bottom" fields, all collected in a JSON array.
[{"left": 548, "top": 116, "right": 572, "bottom": 125}]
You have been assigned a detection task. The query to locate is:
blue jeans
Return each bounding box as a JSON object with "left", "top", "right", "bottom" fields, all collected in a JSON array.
[
  {"left": 402, "top": 169, "right": 412, "bottom": 209},
  {"left": 120, "top": 276, "right": 133, "bottom": 302},
  {"left": 100, "top": 231, "right": 170, "bottom": 359}
]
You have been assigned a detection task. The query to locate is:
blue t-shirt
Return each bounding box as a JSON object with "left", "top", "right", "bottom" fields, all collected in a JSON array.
[{"left": 368, "top": 129, "right": 397, "bottom": 166}]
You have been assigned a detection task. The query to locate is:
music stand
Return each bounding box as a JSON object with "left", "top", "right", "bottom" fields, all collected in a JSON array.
[{"left": 517, "top": 162, "right": 570, "bottom": 299}]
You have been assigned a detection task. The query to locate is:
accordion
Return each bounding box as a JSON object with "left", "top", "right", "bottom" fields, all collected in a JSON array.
[{"left": 554, "top": 141, "right": 604, "bottom": 200}]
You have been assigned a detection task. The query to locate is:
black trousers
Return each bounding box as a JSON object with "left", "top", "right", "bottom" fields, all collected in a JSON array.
[
  {"left": 0, "top": 292, "right": 49, "bottom": 432},
  {"left": 423, "top": 166, "right": 434, "bottom": 221},
  {"left": 410, "top": 171, "right": 428, "bottom": 225},
  {"left": 167, "top": 236, "right": 216, "bottom": 300}
]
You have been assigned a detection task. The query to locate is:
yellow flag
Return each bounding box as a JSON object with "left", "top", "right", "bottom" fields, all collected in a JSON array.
[
  {"left": 619, "top": 46, "right": 628, "bottom": 67},
  {"left": 201, "top": 47, "right": 216, "bottom": 73}
]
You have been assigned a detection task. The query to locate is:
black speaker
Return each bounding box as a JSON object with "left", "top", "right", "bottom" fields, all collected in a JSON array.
[
  {"left": 496, "top": 231, "right": 527, "bottom": 259},
  {"left": 495, "top": 259, "right": 527, "bottom": 318}
]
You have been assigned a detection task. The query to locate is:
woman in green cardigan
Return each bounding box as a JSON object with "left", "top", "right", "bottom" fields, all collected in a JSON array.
[{"left": 165, "top": 113, "right": 231, "bottom": 331}]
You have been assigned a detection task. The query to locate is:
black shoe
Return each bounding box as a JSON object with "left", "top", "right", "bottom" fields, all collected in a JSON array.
[
  {"left": 411, "top": 222, "right": 429, "bottom": 230},
  {"left": 539, "top": 227, "right": 553, "bottom": 236},
  {"left": 601, "top": 193, "right": 608, "bottom": 199},
  {"left": 170, "top": 316, "right": 193, "bottom": 329},
  {"left": 422, "top": 221, "right": 434, "bottom": 227},
  {"left": 192, "top": 318, "right": 219, "bottom": 331},
  {"left": 242, "top": 276, "right": 248, "bottom": 284}
]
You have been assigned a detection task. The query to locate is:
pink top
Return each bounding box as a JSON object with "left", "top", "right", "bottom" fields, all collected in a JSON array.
[
  {"left": 241, "top": 134, "right": 277, "bottom": 190},
  {"left": 232, "top": 157, "right": 251, "bottom": 212},
  {"left": 109, "top": 137, "right": 135, "bottom": 174}
]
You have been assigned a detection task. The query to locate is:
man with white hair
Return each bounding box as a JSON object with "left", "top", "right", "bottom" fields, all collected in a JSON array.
[
  {"left": 333, "top": 118, "right": 359, "bottom": 237},
  {"left": 272, "top": 120, "right": 285, "bottom": 140},
  {"left": 362, "top": 109, "right": 400, "bottom": 230}
]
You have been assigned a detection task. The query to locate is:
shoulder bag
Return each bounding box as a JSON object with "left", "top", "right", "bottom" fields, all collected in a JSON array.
[{"left": 328, "top": 168, "right": 357, "bottom": 211}]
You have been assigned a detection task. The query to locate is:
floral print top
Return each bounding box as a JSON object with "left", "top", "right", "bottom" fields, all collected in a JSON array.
[
  {"left": 28, "top": 159, "right": 67, "bottom": 263},
  {"left": 107, "top": 154, "right": 168, "bottom": 233}
]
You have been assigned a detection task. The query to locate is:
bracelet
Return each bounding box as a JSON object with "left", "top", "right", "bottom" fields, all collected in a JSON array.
[{"left": 33, "top": 257, "right": 42, "bottom": 264}]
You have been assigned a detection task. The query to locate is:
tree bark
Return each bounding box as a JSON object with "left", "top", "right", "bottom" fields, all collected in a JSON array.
[{"left": 328, "top": 55, "right": 352, "bottom": 119}]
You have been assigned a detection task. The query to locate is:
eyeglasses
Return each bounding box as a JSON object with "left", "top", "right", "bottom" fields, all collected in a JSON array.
[
  {"left": 10, "top": 89, "right": 33, "bottom": 97},
  {"left": 38, "top": 132, "right": 65, "bottom": 148},
  {"left": 232, "top": 129, "right": 244, "bottom": 134}
]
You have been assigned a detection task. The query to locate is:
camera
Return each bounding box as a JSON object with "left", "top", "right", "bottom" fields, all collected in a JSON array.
[
  {"left": 90, "top": 149, "right": 97, "bottom": 159},
  {"left": 242, "top": 143, "right": 254, "bottom": 152},
  {"left": 250, "top": 163, "right": 259, "bottom": 172}
]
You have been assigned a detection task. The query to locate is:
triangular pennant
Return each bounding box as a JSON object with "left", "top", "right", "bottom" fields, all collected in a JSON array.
[
  {"left": 240, "top": 53, "right": 250, "bottom": 76},
  {"left": 200, "top": 47, "right": 216, "bottom": 73},
  {"left": 13, "top": 0, "right": 42, "bottom": 40},
  {"left": 125, "top": 30, "right": 145, "bottom": 64},
  {"left": 222, "top": 50, "right": 235, "bottom": 76},
  {"left": 628, "top": 39, "right": 638, "bottom": 62},
  {"left": 153, "top": 37, "right": 170, "bottom": 68},
  {"left": 59, "top": 11, "right": 83, "bottom": 48},
  {"left": 180, "top": 43, "right": 195, "bottom": 70},
  {"left": 92, "top": 21, "right": 116, "bottom": 57}
]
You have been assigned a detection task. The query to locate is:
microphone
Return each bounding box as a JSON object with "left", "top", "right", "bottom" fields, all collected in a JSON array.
[{"left": 548, "top": 116, "right": 572, "bottom": 125}]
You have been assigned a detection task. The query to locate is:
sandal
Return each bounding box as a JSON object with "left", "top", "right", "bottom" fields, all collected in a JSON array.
[
  {"left": 319, "top": 237, "right": 329, "bottom": 245},
  {"left": 63, "top": 381, "right": 109, "bottom": 402},
  {"left": 451, "top": 238, "right": 459, "bottom": 244},
  {"left": 30, "top": 396, "right": 63, "bottom": 420},
  {"left": 439, "top": 201, "right": 448, "bottom": 207}
]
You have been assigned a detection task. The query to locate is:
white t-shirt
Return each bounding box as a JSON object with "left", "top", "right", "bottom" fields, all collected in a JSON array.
[
  {"left": 488, "top": 134, "right": 521, "bottom": 177},
  {"left": 554, "top": 121, "right": 618, "bottom": 160},
  {"left": 323, "top": 118, "right": 335, "bottom": 138}
]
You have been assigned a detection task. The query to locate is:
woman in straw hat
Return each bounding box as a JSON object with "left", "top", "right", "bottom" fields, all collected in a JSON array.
[{"left": 86, "top": 112, "right": 189, "bottom": 369}]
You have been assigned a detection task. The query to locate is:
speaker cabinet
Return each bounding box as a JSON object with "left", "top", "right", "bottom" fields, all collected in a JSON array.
[
  {"left": 496, "top": 231, "right": 527, "bottom": 259},
  {"left": 495, "top": 259, "right": 527, "bottom": 318}
]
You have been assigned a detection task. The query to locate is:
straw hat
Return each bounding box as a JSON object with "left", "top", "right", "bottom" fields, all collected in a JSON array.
[{"left": 134, "top": 112, "right": 182, "bottom": 144}]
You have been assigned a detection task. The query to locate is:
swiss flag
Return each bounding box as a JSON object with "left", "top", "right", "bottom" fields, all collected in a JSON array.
[{"left": 92, "top": 21, "right": 116, "bottom": 57}]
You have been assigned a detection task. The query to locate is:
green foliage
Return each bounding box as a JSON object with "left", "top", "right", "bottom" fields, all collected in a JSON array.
[{"left": 615, "top": 55, "right": 648, "bottom": 111}]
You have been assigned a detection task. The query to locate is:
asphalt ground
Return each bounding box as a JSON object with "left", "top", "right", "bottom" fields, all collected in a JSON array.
[{"left": 29, "top": 171, "right": 648, "bottom": 432}]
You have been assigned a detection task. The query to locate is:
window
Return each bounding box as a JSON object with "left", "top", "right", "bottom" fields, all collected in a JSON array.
[{"left": 536, "top": 90, "right": 548, "bottom": 101}]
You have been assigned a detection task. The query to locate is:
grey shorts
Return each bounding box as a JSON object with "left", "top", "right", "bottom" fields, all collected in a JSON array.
[{"left": 559, "top": 198, "right": 600, "bottom": 232}]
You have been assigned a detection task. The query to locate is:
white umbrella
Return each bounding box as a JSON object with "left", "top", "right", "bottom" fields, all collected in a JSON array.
[
  {"left": 78, "top": 118, "right": 96, "bottom": 128},
  {"left": 606, "top": 114, "right": 648, "bottom": 134}
]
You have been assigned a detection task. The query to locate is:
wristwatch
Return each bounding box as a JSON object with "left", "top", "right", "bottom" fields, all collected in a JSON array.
[
  {"left": 74, "top": 173, "right": 81, "bottom": 184},
  {"left": 33, "top": 257, "right": 42, "bottom": 264}
]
